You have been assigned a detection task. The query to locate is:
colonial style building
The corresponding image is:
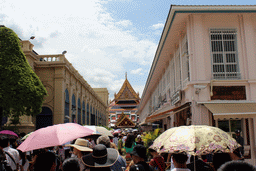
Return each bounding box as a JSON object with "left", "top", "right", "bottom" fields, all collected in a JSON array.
[
  {"left": 15, "top": 40, "right": 109, "bottom": 133},
  {"left": 138, "top": 5, "right": 256, "bottom": 164},
  {"left": 109, "top": 76, "right": 140, "bottom": 128}
]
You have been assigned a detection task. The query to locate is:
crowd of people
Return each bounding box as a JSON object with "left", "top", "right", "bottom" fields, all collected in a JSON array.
[{"left": 0, "top": 129, "right": 255, "bottom": 171}]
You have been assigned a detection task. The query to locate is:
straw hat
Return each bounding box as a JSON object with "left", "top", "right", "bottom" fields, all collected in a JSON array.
[{"left": 66, "top": 138, "right": 92, "bottom": 152}]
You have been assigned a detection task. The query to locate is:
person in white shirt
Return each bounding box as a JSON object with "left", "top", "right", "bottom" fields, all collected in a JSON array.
[
  {"left": 171, "top": 153, "right": 191, "bottom": 171},
  {"left": 113, "top": 133, "right": 118, "bottom": 147},
  {"left": 18, "top": 150, "right": 29, "bottom": 171},
  {"left": 0, "top": 136, "right": 20, "bottom": 171}
]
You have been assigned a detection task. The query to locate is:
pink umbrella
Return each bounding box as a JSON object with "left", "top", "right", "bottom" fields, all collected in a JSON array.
[
  {"left": 0, "top": 130, "right": 18, "bottom": 139},
  {"left": 17, "top": 123, "right": 94, "bottom": 152}
]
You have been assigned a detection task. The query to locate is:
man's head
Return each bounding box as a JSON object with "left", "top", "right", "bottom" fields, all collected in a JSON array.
[
  {"left": 235, "top": 130, "right": 241, "bottom": 136},
  {"left": 0, "top": 136, "right": 9, "bottom": 148},
  {"left": 218, "top": 160, "right": 256, "bottom": 171},
  {"left": 34, "top": 152, "right": 56, "bottom": 171},
  {"left": 130, "top": 144, "right": 147, "bottom": 163},
  {"left": 96, "top": 135, "right": 111, "bottom": 148},
  {"left": 63, "top": 157, "right": 80, "bottom": 171},
  {"left": 172, "top": 153, "right": 188, "bottom": 165}
]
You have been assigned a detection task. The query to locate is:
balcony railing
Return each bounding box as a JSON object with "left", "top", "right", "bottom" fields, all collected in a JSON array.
[{"left": 37, "top": 54, "right": 65, "bottom": 62}]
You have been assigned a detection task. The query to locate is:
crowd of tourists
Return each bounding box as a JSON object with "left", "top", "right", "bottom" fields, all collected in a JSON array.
[{"left": 0, "top": 129, "right": 255, "bottom": 171}]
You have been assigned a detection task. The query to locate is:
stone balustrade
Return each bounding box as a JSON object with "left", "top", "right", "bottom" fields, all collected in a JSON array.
[{"left": 37, "top": 54, "right": 65, "bottom": 62}]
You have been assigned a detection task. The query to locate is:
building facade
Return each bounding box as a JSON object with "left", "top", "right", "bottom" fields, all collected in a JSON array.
[
  {"left": 109, "top": 76, "right": 140, "bottom": 128},
  {"left": 15, "top": 40, "right": 108, "bottom": 133},
  {"left": 138, "top": 5, "right": 256, "bottom": 164}
]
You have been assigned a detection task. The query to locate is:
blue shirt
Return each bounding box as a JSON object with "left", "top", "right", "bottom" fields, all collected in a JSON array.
[{"left": 110, "top": 155, "right": 126, "bottom": 171}]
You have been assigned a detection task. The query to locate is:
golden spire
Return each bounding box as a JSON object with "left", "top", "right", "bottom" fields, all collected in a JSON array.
[{"left": 125, "top": 72, "right": 127, "bottom": 80}]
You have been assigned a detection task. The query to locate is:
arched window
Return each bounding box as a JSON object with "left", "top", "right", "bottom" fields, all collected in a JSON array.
[
  {"left": 82, "top": 101, "right": 85, "bottom": 125},
  {"left": 36, "top": 107, "right": 53, "bottom": 129},
  {"left": 72, "top": 94, "right": 76, "bottom": 123},
  {"left": 91, "top": 107, "right": 95, "bottom": 125},
  {"left": 95, "top": 109, "right": 98, "bottom": 125},
  {"left": 87, "top": 103, "right": 90, "bottom": 125},
  {"left": 78, "top": 98, "right": 81, "bottom": 124},
  {"left": 99, "top": 112, "right": 101, "bottom": 125},
  {"left": 64, "top": 89, "right": 69, "bottom": 123}
]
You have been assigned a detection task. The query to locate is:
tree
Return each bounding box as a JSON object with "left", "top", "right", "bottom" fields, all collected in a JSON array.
[{"left": 0, "top": 26, "right": 47, "bottom": 129}]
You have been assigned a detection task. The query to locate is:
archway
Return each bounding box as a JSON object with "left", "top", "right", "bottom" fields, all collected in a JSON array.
[{"left": 36, "top": 107, "right": 53, "bottom": 130}]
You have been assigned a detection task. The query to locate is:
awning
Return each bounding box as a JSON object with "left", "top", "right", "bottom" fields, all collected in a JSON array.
[
  {"left": 146, "top": 103, "right": 190, "bottom": 122},
  {"left": 138, "top": 119, "right": 147, "bottom": 126},
  {"left": 198, "top": 101, "right": 256, "bottom": 119}
]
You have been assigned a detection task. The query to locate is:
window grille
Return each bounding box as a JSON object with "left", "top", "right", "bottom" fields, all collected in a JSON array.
[
  {"left": 210, "top": 29, "right": 240, "bottom": 79},
  {"left": 181, "top": 35, "right": 190, "bottom": 87},
  {"left": 170, "top": 60, "right": 175, "bottom": 96},
  {"left": 175, "top": 50, "right": 182, "bottom": 90}
]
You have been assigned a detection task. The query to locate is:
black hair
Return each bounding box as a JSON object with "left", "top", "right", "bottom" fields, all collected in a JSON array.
[
  {"left": 34, "top": 152, "right": 56, "bottom": 171},
  {"left": 213, "top": 153, "right": 232, "bottom": 170},
  {"left": 90, "top": 167, "right": 111, "bottom": 171},
  {"left": 172, "top": 153, "right": 188, "bottom": 164},
  {"left": 148, "top": 148, "right": 156, "bottom": 153},
  {"left": 218, "top": 160, "right": 256, "bottom": 171},
  {"left": 125, "top": 134, "right": 135, "bottom": 148},
  {"left": 0, "top": 136, "right": 9, "bottom": 148},
  {"left": 62, "top": 157, "right": 80, "bottom": 171}
]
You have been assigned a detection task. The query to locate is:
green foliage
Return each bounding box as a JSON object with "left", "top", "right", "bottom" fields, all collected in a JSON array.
[
  {"left": 142, "top": 128, "right": 161, "bottom": 148},
  {"left": 0, "top": 27, "right": 47, "bottom": 119}
]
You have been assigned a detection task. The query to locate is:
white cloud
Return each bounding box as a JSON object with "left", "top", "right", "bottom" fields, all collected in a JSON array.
[
  {"left": 1, "top": 0, "right": 157, "bottom": 99},
  {"left": 116, "top": 20, "right": 132, "bottom": 27},
  {"left": 133, "top": 85, "right": 145, "bottom": 98},
  {"left": 131, "top": 68, "right": 143, "bottom": 75},
  {"left": 151, "top": 23, "right": 164, "bottom": 30}
]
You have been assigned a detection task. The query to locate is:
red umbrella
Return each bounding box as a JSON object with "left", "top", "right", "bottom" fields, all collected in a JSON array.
[
  {"left": 0, "top": 130, "right": 18, "bottom": 139},
  {"left": 17, "top": 123, "right": 94, "bottom": 152}
]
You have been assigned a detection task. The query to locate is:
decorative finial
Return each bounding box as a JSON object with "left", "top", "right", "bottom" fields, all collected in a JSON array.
[{"left": 125, "top": 72, "right": 127, "bottom": 79}]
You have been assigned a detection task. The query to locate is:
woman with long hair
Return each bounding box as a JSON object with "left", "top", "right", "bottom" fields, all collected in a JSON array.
[{"left": 124, "top": 134, "right": 136, "bottom": 161}]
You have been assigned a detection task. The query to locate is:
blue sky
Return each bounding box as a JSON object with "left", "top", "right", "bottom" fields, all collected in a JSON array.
[{"left": 1, "top": 0, "right": 255, "bottom": 100}]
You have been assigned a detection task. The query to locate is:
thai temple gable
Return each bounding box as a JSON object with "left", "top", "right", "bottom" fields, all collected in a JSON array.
[
  {"left": 115, "top": 112, "right": 135, "bottom": 128},
  {"left": 115, "top": 77, "right": 140, "bottom": 102}
]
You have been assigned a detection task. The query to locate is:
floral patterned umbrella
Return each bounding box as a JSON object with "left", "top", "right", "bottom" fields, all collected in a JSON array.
[{"left": 150, "top": 125, "right": 240, "bottom": 155}]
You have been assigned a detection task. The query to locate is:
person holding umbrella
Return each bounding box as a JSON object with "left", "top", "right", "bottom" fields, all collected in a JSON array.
[
  {"left": 148, "top": 148, "right": 166, "bottom": 171},
  {"left": 171, "top": 153, "right": 190, "bottom": 171}
]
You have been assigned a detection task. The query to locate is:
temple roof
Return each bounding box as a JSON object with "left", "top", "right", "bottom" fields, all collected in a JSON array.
[
  {"left": 114, "top": 77, "right": 140, "bottom": 102},
  {"left": 115, "top": 112, "right": 135, "bottom": 128}
]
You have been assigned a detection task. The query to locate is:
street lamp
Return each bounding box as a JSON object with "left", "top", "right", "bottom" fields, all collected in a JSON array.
[{"left": 30, "top": 36, "right": 35, "bottom": 40}]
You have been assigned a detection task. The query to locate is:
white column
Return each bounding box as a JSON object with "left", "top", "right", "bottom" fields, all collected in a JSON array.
[{"left": 249, "top": 118, "right": 256, "bottom": 165}]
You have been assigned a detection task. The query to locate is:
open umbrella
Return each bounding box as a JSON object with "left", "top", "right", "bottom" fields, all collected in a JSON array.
[
  {"left": 0, "top": 130, "right": 18, "bottom": 139},
  {"left": 150, "top": 125, "right": 240, "bottom": 156},
  {"left": 21, "top": 132, "right": 34, "bottom": 141},
  {"left": 84, "top": 126, "right": 113, "bottom": 139},
  {"left": 17, "top": 123, "right": 94, "bottom": 152}
]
